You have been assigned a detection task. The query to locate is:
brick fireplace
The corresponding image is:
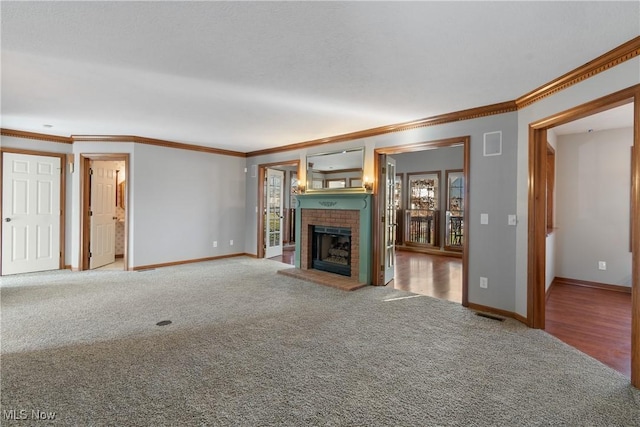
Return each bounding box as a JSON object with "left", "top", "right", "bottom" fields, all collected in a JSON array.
[{"left": 292, "top": 193, "right": 373, "bottom": 285}]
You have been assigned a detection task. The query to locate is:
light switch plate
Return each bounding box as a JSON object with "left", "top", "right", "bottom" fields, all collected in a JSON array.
[
  {"left": 480, "top": 214, "right": 489, "bottom": 225},
  {"left": 508, "top": 215, "right": 517, "bottom": 226}
]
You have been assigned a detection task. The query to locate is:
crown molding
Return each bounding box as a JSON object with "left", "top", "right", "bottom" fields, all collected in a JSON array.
[
  {"left": 1, "top": 128, "right": 73, "bottom": 144},
  {"left": 516, "top": 36, "right": 640, "bottom": 109},
  {"left": 246, "top": 101, "right": 518, "bottom": 157},
  {"left": 71, "top": 135, "right": 246, "bottom": 158}
]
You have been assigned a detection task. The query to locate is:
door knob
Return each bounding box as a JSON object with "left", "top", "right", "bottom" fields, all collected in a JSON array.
[{"left": 4, "top": 218, "right": 11, "bottom": 222}]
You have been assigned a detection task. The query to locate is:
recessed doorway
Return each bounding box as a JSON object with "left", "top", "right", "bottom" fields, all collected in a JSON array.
[
  {"left": 374, "top": 136, "right": 470, "bottom": 307},
  {"left": 80, "top": 154, "right": 129, "bottom": 271}
]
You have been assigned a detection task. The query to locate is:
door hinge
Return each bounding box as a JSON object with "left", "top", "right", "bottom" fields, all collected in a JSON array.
[
  {"left": 89, "top": 168, "right": 94, "bottom": 175},
  {"left": 380, "top": 264, "right": 385, "bottom": 271},
  {"left": 382, "top": 167, "right": 386, "bottom": 174},
  {"left": 89, "top": 252, "right": 92, "bottom": 258},
  {"left": 89, "top": 210, "right": 93, "bottom": 216}
]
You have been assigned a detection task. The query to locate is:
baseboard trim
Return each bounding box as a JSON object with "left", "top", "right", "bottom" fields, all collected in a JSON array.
[
  {"left": 546, "top": 280, "right": 556, "bottom": 301},
  {"left": 115, "top": 254, "right": 124, "bottom": 259},
  {"left": 467, "top": 302, "right": 527, "bottom": 325},
  {"left": 132, "top": 253, "right": 248, "bottom": 271},
  {"left": 553, "top": 277, "right": 631, "bottom": 294},
  {"left": 396, "top": 246, "right": 463, "bottom": 258},
  {"left": 243, "top": 253, "right": 258, "bottom": 258}
]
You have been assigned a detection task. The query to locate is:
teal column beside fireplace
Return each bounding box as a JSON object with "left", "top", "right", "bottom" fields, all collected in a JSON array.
[{"left": 294, "top": 193, "right": 373, "bottom": 285}]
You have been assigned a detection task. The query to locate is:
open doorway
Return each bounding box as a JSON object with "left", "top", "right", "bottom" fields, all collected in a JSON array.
[
  {"left": 80, "top": 154, "right": 129, "bottom": 271},
  {"left": 374, "top": 136, "right": 470, "bottom": 307},
  {"left": 257, "top": 160, "right": 300, "bottom": 264},
  {"left": 528, "top": 84, "right": 639, "bottom": 387},
  {"left": 544, "top": 103, "right": 633, "bottom": 377}
]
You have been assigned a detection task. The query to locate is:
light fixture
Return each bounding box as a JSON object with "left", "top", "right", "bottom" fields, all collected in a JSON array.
[{"left": 363, "top": 176, "right": 373, "bottom": 191}]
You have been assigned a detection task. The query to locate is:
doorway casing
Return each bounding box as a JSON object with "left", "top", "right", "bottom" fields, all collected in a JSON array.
[
  {"left": 256, "top": 160, "right": 300, "bottom": 259},
  {"left": 80, "top": 154, "right": 129, "bottom": 271},
  {"left": 527, "top": 84, "right": 640, "bottom": 387},
  {"left": 373, "top": 136, "right": 470, "bottom": 307},
  {"left": 0, "top": 147, "right": 67, "bottom": 275}
]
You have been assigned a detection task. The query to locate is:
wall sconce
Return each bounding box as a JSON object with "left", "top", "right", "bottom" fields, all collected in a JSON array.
[
  {"left": 363, "top": 176, "right": 373, "bottom": 191},
  {"left": 293, "top": 180, "right": 305, "bottom": 194}
]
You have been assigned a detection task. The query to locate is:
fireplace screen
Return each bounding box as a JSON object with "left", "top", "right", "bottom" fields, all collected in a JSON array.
[{"left": 312, "top": 226, "right": 351, "bottom": 277}]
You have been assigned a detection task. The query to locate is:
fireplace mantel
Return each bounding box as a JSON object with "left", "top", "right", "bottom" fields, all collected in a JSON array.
[{"left": 294, "top": 193, "right": 373, "bottom": 285}]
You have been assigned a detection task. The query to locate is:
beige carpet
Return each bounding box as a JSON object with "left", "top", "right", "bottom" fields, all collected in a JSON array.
[{"left": 1, "top": 257, "right": 638, "bottom": 426}]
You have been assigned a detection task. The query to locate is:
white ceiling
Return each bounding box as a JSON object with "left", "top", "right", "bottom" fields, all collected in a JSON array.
[
  {"left": 1, "top": 2, "right": 638, "bottom": 153},
  {"left": 553, "top": 103, "right": 634, "bottom": 136}
]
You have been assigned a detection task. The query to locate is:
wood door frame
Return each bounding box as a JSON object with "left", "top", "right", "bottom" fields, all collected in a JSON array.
[
  {"left": 373, "top": 136, "right": 470, "bottom": 307},
  {"left": 0, "top": 148, "right": 67, "bottom": 275},
  {"left": 527, "top": 84, "right": 639, "bottom": 388},
  {"left": 256, "top": 160, "right": 300, "bottom": 259},
  {"left": 80, "top": 154, "right": 129, "bottom": 271}
]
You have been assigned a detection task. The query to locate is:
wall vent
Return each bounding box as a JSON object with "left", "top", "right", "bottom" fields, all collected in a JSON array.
[{"left": 483, "top": 131, "right": 502, "bottom": 156}]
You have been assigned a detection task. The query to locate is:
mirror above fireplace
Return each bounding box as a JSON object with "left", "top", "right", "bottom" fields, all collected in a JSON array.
[{"left": 306, "top": 147, "right": 365, "bottom": 192}]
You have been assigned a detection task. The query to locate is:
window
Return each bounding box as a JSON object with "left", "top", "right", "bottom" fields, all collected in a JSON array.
[{"left": 406, "top": 172, "right": 440, "bottom": 246}]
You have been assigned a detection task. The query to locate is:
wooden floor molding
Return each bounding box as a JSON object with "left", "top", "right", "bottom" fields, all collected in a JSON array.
[
  {"left": 552, "top": 277, "right": 632, "bottom": 293},
  {"left": 131, "top": 253, "right": 248, "bottom": 271},
  {"left": 467, "top": 302, "right": 525, "bottom": 324}
]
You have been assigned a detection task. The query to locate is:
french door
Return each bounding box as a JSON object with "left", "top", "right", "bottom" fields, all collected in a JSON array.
[
  {"left": 382, "top": 156, "right": 397, "bottom": 284},
  {"left": 265, "top": 168, "right": 284, "bottom": 258}
]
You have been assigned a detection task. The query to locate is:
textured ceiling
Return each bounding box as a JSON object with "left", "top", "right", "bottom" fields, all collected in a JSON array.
[{"left": 1, "top": 2, "right": 639, "bottom": 152}]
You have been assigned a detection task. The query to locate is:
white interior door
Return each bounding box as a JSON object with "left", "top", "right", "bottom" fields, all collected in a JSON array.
[
  {"left": 265, "top": 168, "right": 284, "bottom": 258},
  {"left": 90, "top": 161, "right": 117, "bottom": 269},
  {"left": 2, "top": 152, "right": 61, "bottom": 275},
  {"left": 383, "top": 156, "right": 397, "bottom": 284}
]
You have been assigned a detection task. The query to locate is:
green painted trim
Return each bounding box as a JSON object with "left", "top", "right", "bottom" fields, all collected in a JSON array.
[{"left": 294, "top": 193, "right": 373, "bottom": 284}]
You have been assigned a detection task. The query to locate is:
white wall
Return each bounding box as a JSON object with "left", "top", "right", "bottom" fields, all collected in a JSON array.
[
  {"left": 555, "top": 127, "right": 633, "bottom": 286},
  {"left": 1, "top": 137, "right": 246, "bottom": 270},
  {"left": 129, "top": 143, "right": 246, "bottom": 267},
  {"left": 515, "top": 56, "right": 640, "bottom": 316}
]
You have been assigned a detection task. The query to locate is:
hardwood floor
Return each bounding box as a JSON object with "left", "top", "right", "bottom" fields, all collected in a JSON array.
[
  {"left": 271, "top": 249, "right": 631, "bottom": 377},
  {"left": 271, "top": 249, "right": 462, "bottom": 303},
  {"left": 386, "top": 250, "right": 462, "bottom": 303},
  {"left": 545, "top": 282, "right": 631, "bottom": 377}
]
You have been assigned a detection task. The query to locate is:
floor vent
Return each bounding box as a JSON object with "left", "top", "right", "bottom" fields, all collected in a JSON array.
[
  {"left": 156, "top": 320, "right": 172, "bottom": 326},
  {"left": 476, "top": 312, "right": 505, "bottom": 322}
]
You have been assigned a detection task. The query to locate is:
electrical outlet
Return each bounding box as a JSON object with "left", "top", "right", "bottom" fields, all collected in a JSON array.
[
  {"left": 598, "top": 261, "right": 607, "bottom": 271},
  {"left": 230, "top": 240, "right": 234, "bottom": 246},
  {"left": 213, "top": 241, "right": 217, "bottom": 248},
  {"left": 480, "top": 277, "right": 488, "bottom": 289}
]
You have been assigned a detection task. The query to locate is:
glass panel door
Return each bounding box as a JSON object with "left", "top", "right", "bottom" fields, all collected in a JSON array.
[{"left": 445, "top": 170, "right": 464, "bottom": 250}]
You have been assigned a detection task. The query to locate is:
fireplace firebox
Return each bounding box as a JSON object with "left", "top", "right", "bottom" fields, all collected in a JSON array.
[{"left": 312, "top": 226, "right": 351, "bottom": 277}]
